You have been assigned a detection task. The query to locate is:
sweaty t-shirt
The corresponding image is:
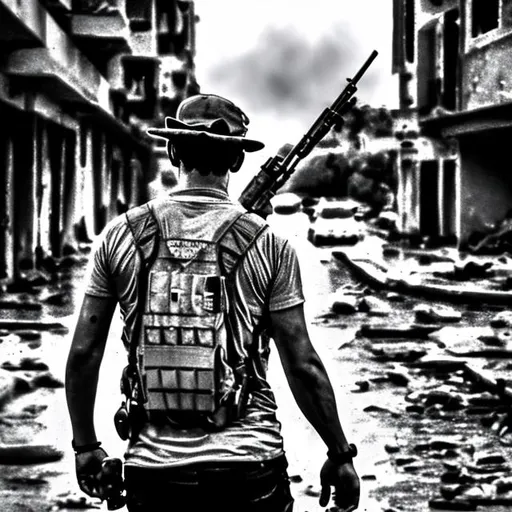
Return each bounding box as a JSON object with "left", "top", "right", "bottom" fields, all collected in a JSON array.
[{"left": 85, "top": 187, "right": 305, "bottom": 469}]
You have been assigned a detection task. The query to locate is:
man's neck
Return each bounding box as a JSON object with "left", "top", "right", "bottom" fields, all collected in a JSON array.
[{"left": 177, "top": 168, "right": 229, "bottom": 194}]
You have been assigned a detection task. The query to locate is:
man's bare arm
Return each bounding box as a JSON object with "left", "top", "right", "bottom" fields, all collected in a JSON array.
[
  {"left": 65, "top": 295, "right": 117, "bottom": 446},
  {"left": 269, "top": 303, "right": 350, "bottom": 453}
]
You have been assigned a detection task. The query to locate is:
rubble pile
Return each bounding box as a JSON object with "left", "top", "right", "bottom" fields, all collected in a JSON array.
[{"left": 0, "top": 252, "right": 90, "bottom": 509}]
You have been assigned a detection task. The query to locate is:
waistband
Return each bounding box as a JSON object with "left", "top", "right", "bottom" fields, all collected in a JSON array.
[{"left": 124, "top": 454, "right": 288, "bottom": 484}]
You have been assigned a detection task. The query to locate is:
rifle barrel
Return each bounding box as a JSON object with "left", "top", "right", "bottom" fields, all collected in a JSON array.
[{"left": 351, "top": 50, "right": 378, "bottom": 86}]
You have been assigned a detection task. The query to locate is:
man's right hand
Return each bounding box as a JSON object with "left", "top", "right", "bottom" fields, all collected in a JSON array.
[
  {"left": 75, "top": 447, "right": 109, "bottom": 498},
  {"left": 319, "top": 458, "right": 360, "bottom": 511}
]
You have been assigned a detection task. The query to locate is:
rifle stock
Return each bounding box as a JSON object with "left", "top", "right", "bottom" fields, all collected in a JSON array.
[{"left": 238, "top": 50, "right": 378, "bottom": 218}]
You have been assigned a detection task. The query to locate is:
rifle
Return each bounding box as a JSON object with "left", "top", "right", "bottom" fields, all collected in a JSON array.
[{"left": 238, "top": 50, "right": 378, "bottom": 218}]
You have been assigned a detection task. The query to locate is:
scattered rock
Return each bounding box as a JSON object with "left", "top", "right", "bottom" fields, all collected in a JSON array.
[
  {"left": 423, "top": 389, "right": 465, "bottom": 410},
  {"left": 403, "top": 463, "right": 423, "bottom": 472},
  {"left": 387, "top": 369, "right": 410, "bottom": 386},
  {"left": 43, "top": 292, "right": 70, "bottom": 306},
  {"left": 475, "top": 454, "right": 507, "bottom": 466},
  {"left": 358, "top": 323, "right": 440, "bottom": 339},
  {"left": 414, "top": 304, "right": 462, "bottom": 323},
  {"left": 467, "top": 393, "right": 503, "bottom": 408},
  {"left": 490, "top": 311, "right": 512, "bottom": 329},
  {"left": 393, "top": 457, "right": 418, "bottom": 468},
  {"left": 453, "top": 260, "right": 494, "bottom": 281},
  {"left": 358, "top": 296, "right": 392, "bottom": 316},
  {"left": 52, "top": 494, "right": 101, "bottom": 509},
  {"left": 330, "top": 292, "right": 358, "bottom": 315},
  {"left": 361, "top": 474, "right": 377, "bottom": 480},
  {"left": 13, "top": 374, "right": 34, "bottom": 393},
  {"left": 0, "top": 444, "right": 64, "bottom": 464},
  {"left": 289, "top": 474, "right": 303, "bottom": 483},
  {"left": 405, "top": 404, "right": 424, "bottom": 414},
  {"left": 410, "top": 355, "right": 467, "bottom": 373},
  {"left": 495, "top": 476, "right": 512, "bottom": 493},
  {"left": 2, "top": 358, "right": 49, "bottom": 372},
  {"left": 363, "top": 405, "right": 401, "bottom": 417},
  {"left": 31, "top": 372, "right": 64, "bottom": 389},
  {"left": 14, "top": 330, "right": 42, "bottom": 342},
  {"left": 429, "top": 498, "right": 477, "bottom": 510},
  {"left": 353, "top": 380, "right": 370, "bottom": 392},
  {"left": 384, "top": 443, "right": 400, "bottom": 454},
  {"left": 386, "top": 292, "right": 406, "bottom": 302},
  {"left": 304, "top": 484, "right": 321, "bottom": 497},
  {"left": 23, "top": 403, "right": 48, "bottom": 416},
  {"left": 414, "top": 440, "right": 461, "bottom": 452}
]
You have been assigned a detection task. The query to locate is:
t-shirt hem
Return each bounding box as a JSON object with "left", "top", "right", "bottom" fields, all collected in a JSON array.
[
  {"left": 84, "top": 289, "right": 115, "bottom": 299},
  {"left": 123, "top": 448, "right": 286, "bottom": 469},
  {"left": 268, "top": 296, "right": 305, "bottom": 313}
]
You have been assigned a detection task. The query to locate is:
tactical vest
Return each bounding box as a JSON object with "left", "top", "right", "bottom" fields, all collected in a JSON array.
[{"left": 125, "top": 201, "right": 267, "bottom": 430}]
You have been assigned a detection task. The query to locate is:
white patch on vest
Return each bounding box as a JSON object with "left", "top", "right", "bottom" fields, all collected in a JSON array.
[{"left": 167, "top": 240, "right": 212, "bottom": 259}]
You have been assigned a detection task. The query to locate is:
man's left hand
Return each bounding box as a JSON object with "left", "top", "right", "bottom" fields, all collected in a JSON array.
[{"left": 319, "top": 458, "right": 360, "bottom": 511}]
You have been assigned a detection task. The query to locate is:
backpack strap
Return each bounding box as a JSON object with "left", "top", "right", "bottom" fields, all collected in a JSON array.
[
  {"left": 125, "top": 203, "right": 160, "bottom": 269},
  {"left": 124, "top": 204, "right": 160, "bottom": 398},
  {"left": 218, "top": 212, "right": 269, "bottom": 276}
]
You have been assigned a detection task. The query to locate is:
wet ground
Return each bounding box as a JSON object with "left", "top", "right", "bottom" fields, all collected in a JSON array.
[{"left": 0, "top": 211, "right": 511, "bottom": 511}]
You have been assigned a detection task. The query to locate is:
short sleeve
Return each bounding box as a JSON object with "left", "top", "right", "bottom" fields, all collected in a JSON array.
[
  {"left": 236, "top": 230, "right": 305, "bottom": 315},
  {"left": 268, "top": 239, "right": 305, "bottom": 312},
  {"left": 85, "top": 216, "right": 129, "bottom": 298}
]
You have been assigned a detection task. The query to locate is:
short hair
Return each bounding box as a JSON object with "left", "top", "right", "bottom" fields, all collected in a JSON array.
[{"left": 169, "top": 139, "right": 244, "bottom": 176}]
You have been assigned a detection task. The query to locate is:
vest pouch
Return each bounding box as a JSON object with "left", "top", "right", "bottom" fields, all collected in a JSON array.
[
  {"left": 205, "top": 347, "right": 247, "bottom": 431},
  {"left": 144, "top": 344, "right": 217, "bottom": 414},
  {"left": 203, "top": 275, "right": 227, "bottom": 313}
]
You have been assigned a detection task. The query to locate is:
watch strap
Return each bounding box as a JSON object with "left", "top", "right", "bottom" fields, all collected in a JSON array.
[{"left": 327, "top": 443, "right": 357, "bottom": 464}]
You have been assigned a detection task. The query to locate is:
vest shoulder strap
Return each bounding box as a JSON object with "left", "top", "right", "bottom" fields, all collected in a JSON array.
[
  {"left": 125, "top": 203, "right": 160, "bottom": 268},
  {"left": 218, "top": 212, "right": 269, "bottom": 276}
]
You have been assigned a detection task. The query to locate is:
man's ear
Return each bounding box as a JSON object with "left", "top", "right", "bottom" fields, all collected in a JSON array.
[
  {"left": 167, "top": 143, "right": 180, "bottom": 167},
  {"left": 230, "top": 152, "right": 245, "bottom": 173}
]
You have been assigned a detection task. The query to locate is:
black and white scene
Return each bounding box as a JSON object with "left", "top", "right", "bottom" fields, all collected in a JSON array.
[{"left": 1, "top": 1, "right": 512, "bottom": 511}]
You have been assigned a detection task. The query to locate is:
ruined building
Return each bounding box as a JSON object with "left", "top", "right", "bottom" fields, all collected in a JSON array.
[
  {"left": 0, "top": 0, "right": 198, "bottom": 282},
  {"left": 392, "top": 0, "right": 512, "bottom": 250}
]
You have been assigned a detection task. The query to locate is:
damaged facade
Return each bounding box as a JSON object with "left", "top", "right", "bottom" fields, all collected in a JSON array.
[
  {"left": 392, "top": 0, "right": 512, "bottom": 250},
  {"left": 0, "top": 0, "right": 198, "bottom": 282}
]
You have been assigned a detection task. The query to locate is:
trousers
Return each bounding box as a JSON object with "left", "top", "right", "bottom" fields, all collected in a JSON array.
[{"left": 124, "top": 455, "right": 294, "bottom": 512}]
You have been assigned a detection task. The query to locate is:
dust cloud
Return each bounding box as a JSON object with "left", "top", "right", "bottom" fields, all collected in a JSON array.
[{"left": 209, "top": 23, "right": 382, "bottom": 126}]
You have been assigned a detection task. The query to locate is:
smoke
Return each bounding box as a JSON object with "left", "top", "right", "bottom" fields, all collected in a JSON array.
[{"left": 209, "top": 22, "right": 381, "bottom": 125}]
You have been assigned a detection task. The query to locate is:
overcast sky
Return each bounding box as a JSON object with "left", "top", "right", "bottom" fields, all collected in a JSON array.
[{"left": 192, "top": 0, "right": 398, "bottom": 191}]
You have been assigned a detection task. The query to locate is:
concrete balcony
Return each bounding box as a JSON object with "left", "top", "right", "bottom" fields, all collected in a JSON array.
[
  {"left": 0, "top": 0, "right": 48, "bottom": 48},
  {"left": 6, "top": 48, "right": 111, "bottom": 114},
  {"left": 70, "top": 8, "right": 132, "bottom": 59},
  {"left": 0, "top": 2, "right": 110, "bottom": 111},
  {"left": 38, "top": 0, "right": 71, "bottom": 14}
]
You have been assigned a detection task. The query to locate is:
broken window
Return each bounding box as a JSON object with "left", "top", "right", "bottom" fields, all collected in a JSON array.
[
  {"left": 123, "top": 57, "right": 157, "bottom": 119},
  {"left": 405, "top": 0, "right": 415, "bottom": 63},
  {"left": 126, "top": 0, "right": 152, "bottom": 32},
  {"left": 392, "top": 0, "right": 415, "bottom": 71},
  {"left": 419, "top": 160, "right": 440, "bottom": 238},
  {"left": 502, "top": 0, "right": 512, "bottom": 28},
  {"left": 442, "top": 9, "right": 459, "bottom": 111},
  {"left": 471, "top": 0, "right": 499, "bottom": 37},
  {"left": 417, "top": 9, "right": 459, "bottom": 113}
]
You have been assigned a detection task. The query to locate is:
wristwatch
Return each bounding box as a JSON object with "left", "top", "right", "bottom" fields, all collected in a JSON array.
[{"left": 327, "top": 443, "right": 358, "bottom": 465}]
